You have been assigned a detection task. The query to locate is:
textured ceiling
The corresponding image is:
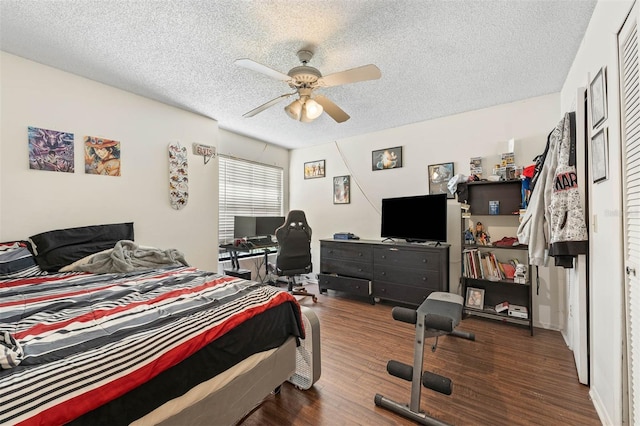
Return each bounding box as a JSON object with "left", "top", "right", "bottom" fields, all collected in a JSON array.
[{"left": 0, "top": 0, "right": 597, "bottom": 150}]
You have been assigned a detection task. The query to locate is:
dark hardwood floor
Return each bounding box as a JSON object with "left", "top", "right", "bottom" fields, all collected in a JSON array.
[{"left": 240, "top": 284, "right": 600, "bottom": 426}]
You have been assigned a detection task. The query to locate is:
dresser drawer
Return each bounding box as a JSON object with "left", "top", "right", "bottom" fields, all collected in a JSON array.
[
  {"left": 373, "top": 281, "right": 435, "bottom": 306},
  {"left": 321, "top": 242, "right": 373, "bottom": 263},
  {"left": 320, "top": 259, "right": 373, "bottom": 280},
  {"left": 373, "top": 265, "right": 441, "bottom": 290},
  {"left": 321, "top": 258, "right": 372, "bottom": 279},
  {"left": 318, "top": 273, "right": 371, "bottom": 297},
  {"left": 374, "top": 247, "right": 442, "bottom": 271}
]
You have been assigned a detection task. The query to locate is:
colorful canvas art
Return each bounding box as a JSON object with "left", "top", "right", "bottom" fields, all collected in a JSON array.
[
  {"left": 28, "top": 126, "right": 74, "bottom": 173},
  {"left": 84, "top": 136, "right": 121, "bottom": 176}
]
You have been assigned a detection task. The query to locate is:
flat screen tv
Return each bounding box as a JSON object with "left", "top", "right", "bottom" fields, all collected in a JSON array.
[{"left": 381, "top": 193, "right": 447, "bottom": 243}]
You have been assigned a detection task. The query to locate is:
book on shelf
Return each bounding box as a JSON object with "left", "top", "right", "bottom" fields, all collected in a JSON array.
[
  {"left": 489, "top": 200, "right": 500, "bottom": 215},
  {"left": 463, "top": 249, "right": 510, "bottom": 281},
  {"left": 500, "top": 262, "right": 516, "bottom": 279},
  {"left": 495, "top": 301, "right": 509, "bottom": 313},
  {"left": 463, "top": 248, "right": 480, "bottom": 279}
]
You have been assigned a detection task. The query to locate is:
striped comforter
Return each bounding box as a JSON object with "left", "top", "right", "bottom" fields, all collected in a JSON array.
[{"left": 0, "top": 267, "right": 302, "bottom": 426}]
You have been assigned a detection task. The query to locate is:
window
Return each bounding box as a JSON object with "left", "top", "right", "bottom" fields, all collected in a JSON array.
[{"left": 218, "top": 155, "right": 283, "bottom": 244}]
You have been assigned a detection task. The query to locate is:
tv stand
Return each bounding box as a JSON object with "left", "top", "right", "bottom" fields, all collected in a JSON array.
[{"left": 319, "top": 239, "right": 450, "bottom": 306}]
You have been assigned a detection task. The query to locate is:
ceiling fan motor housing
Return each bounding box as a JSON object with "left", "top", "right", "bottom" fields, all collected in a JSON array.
[{"left": 288, "top": 66, "right": 322, "bottom": 88}]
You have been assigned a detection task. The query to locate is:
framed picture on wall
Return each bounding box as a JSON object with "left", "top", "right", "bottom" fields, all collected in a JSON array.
[
  {"left": 372, "top": 146, "right": 403, "bottom": 170},
  {"left": 304, "top": 159, "right": 325, "bottom": 179},
  {"left": 591, "top": 127, "right": 608, "bottom": 183},
  {"left": 428, "top": 162, "right": 455, "bottom": 198},
  {"left": 333, "top": 175, "right": 350, "bottom": 204},
  {"left": 589, "top": 67, "right": 607, "bottom": 129}
]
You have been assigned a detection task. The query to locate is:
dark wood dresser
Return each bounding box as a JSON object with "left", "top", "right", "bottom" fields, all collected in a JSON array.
[{"left": 319, "top": 239, "right": 449, "bottom": 306}]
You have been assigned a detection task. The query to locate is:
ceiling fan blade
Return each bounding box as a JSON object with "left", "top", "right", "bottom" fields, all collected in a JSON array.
[
  {"left": 243, "top": 93, "right": 295, "bottom": 118},
  {"left": 317, "top": 64, "right": 381, "bottom": 87},
  {"left": 235, "top": 58, "right": 291, "bottom": 82},
  {"left": 314, "top": 95, "right": 350, "bottom": 123}
]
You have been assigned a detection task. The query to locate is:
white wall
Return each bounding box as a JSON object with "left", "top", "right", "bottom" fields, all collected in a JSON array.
[
  {"left": 561, "top": 1, "right": 632, "bottom": 424},
  {"left": 0, "top": 52, "right": 220, "bottom": 271},
  {"left": 290, "top": 93, "right": 563, "bottom": 328}
]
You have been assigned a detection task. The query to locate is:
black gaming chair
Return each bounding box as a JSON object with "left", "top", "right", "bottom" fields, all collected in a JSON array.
[{"left": 275, "top": 210, "right": 317, "bottom": 303}]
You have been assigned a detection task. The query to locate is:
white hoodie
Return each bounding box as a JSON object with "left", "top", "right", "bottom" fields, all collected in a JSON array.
[{"left": 517, "top": 112, "right": 588, "bottom": 267}]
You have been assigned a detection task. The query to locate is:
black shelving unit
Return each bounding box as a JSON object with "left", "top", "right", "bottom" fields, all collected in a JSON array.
[{"left": 460, "top": 180, "right": 533, "bottom": 335}]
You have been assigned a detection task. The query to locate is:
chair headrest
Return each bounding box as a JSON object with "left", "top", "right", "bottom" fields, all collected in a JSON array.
[{"left": 285, "top": 210, "right": 307, "bottom": 225}]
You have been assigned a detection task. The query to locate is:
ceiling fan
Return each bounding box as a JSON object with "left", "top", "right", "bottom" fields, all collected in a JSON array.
[{"left": 235, "top": 50, "right": 381, "bottom": 123}]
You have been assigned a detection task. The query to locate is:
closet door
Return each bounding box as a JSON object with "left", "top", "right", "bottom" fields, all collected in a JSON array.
[{"left": 618, "top": 4, "right": 640, "bottom": 424}]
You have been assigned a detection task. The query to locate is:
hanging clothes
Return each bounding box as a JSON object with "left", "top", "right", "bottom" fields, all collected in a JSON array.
[{"left": 517, "top": 112, "right": 588, "bottom": 268}]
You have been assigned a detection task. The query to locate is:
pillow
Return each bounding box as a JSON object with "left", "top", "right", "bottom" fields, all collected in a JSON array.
[
  {"left": 0, "top": 241, "right": 45, "bottom": 278},
  {"left": 29, "top": 222, "right": 134, "bottom": 272},
  {"left": 58, "top": 248, "right": 112, "bottom": 272}
]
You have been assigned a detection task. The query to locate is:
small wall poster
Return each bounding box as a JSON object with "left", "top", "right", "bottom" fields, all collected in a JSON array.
[
  {"left": 333, "top": 175, "right": 350, "bottom": 204},
  {"left": 84, "top": 136, "right": 121, "bottom": 176},
  {"left": 428, "top": 162, "right": 455, "bottom": 198},
  {"left": 372, "top": 146, "right": 402, "bottom": 170},
  {"left": 28, "top": 126, "right": 74, "bottom": 173}
]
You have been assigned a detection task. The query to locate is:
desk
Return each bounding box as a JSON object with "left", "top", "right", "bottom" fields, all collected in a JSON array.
[{"left": 220, "top": 242, "right": 279, "bottom": 283}]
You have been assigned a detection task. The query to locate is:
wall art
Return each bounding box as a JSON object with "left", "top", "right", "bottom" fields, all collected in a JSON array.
[
  {"left": 590, "top": 67, "right": 607, "bottom": 129},
  {"left": 591, "top": 127, "right": 608, "bottom": 183},
  {"left": 428, "top": 162, "right": 454, "bottom": 198},
  {"left": 304, "top": 159, "right": 325, "bottom": 179},
  {"left": 333, "top": 175, "right": 350, "bottom": 204},
  {"left": 84, "top": 136, "right": 121, "bottom": 176},
  {"left": 372, "top": 146, "right": 402, "bottom": 170},
  {"left": 28, "top": 126, "right": 74, "bottom": 173}
]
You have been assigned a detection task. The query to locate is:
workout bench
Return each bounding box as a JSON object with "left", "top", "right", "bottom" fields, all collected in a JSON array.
[{"left": 374, "top": 292, "right": 475, "bottom": 426}]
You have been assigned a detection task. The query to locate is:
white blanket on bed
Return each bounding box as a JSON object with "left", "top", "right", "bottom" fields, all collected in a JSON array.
[{"left": 73, "top": 240, "right": 189, "bottom": 273}]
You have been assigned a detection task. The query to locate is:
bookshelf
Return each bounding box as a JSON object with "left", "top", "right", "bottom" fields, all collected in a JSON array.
[{"left": 460, "top": 180, "right": 533, "bottom": 335}]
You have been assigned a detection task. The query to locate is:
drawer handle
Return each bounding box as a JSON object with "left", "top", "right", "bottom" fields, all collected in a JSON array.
[
  {"left": 381, "top": 271, "right": 386, "bottom": 276},
  {"left": 381, "top": 255, "right": 386, "bottom": 259},
  {"left": 358, "top": 252, "right": 363, "bottom": 257},
  {"left": 423, "top": 259, "right": 428, "bottom": 263},
  {"left": 422, "top": 277, "right": 427, "bottom": 281},
  {"left": 358, "top": 268, "right": 363, "bottom": 272}
]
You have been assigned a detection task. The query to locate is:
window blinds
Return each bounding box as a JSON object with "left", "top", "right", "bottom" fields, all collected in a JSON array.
[{"left": 218, "top": 155, "right": 283, "bottom": 244}]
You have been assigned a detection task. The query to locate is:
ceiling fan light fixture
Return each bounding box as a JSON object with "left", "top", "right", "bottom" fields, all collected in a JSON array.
[
  {"left": 303, "top": 98, "right": 323, "bottom": 120},
  {"left": 284, "top": 99, "right": 303, "bottom": 120}
]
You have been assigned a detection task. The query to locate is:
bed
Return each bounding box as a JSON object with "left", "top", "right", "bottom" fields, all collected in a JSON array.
[{"left": 0, "top": 223, "right": 304, "bottom": 426}]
